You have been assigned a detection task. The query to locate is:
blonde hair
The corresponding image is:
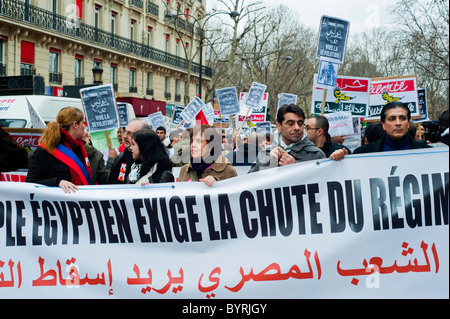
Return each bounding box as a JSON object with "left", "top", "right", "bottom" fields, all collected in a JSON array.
[{"left": 40, "top": 107, "right": 84, "bottom": 152}]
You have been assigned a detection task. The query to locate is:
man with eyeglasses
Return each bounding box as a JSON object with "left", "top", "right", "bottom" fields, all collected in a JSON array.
[
  {"left": 108, "top": 118, "right": 151, "bottom": 184},
  {"left": 305, "top": 115, "right": 350, "bottom": 158},
  {"left": 248, "top": 104, "right": 325, "bottom": 173}
]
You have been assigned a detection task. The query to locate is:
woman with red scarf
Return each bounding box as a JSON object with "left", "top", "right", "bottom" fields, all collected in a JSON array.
[{"left": 26, "top": 107, "right": 92, "bottom": 193}]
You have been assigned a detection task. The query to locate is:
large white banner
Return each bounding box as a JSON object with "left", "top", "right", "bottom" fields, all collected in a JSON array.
[{"left": 0, "top": 149, "right": 448, "bottom": 299}]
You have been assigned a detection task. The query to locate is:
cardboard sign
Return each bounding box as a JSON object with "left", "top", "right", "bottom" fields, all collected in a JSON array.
[
  {"left": 326, "top": 111, "right": 354, "bottom": 137},
  {"left": 117, "top": 103, "right": 129, "bottom": 127},
  {"left": 148, "top": 111, "right": 167, "bottom": 131},
  {"left": 316, "top": 15, "right": 350, "bottom": 63},
  {"left": 277, "top": 93, "right": 298, "bottom": 112},
  {"left": 311, "top": 74, "right": 371, "bottom": 117},
  {"left": 80, "top": 83, "right": 120, "bottom": 133},
  {"left": 317, "top": 57, "right": 340, "bottom": 89},
  {"left": 366, "top": 75, "right": 419, "bottom": 120},
  {"left": 414, "top": 88, "right": 429, "bottom": 122},
  {"left": 216, "top": 87, "right": 240, "bottom": 116},
  {"left": 180, "top": 97, "right": 205, "bottom": 124},
  {"left": 245, "top": 82, "right": 267, "bottom": 110},
  {"left": 237, "top": 92, "right": 268, "bottom": 128}
]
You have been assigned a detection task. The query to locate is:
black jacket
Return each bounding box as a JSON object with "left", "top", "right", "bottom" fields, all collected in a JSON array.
[
  {"left": 0, "top": 127, "right": 28, "bottom": 172},
  {"left": 353, "top": 135, "right": 431, "bottom": 154},
  {"left": 321, "top": 134, "right": 351, "bottom": 157},
  {"left": 26, "top": 146, "right": 82, "bottom": 186},
  {"left": 108, "top": 148, "right": 134, "bottom": 184}
]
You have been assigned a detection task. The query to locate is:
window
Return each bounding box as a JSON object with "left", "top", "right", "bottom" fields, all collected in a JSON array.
[
  {"left": 49, "top": 48, "right": 61, "bottom": 84},
  {"left": 110, "top": 63, "right": 118, "bottom": 90},
  {"left": 20, "top": 41, "right": 35, "bottom": 75},
  {"left": 165, "top": 34, "right": 170, "bottom": 52},
  {"left": 146, "top": 27, "right": 152, "bottom": 46},
  {"left": 129, "top": 68, "right": 137, "bottom": 92},
  {"left": 130, "top": 20, "right": 135, "bottom": 42},
  {"left": 175, "top": 38, "right": 180, "bottom": 56},
  {"left": 164, "top": 76, "right": 171, "bottom": 99},
  {"left": 94, "top": 6, "right": 100, "bottom": 29},
  {"left": 111, "top": 12, "right": 117, "bottom": 35},
  {"left": 75, "top": 55, "right": 84, "bottom": 84},
  {"left": 146, "top": 72, "right": 153, "bottom": 95},
  {"left": 175, "top": 79, "right": 181, "bottom": 102},
  {"left": 1, "top": 37, "right": 7, "bottom": 76}
]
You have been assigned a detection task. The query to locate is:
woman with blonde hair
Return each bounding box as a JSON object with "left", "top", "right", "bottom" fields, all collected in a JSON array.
[{"left": 26, "top": 107, "right": 91, "bottom": 193}]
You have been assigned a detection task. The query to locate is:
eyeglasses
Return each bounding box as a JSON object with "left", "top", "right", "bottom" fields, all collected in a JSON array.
[{"left": 305, "top": 126, "right": 320, "bottom": 131}]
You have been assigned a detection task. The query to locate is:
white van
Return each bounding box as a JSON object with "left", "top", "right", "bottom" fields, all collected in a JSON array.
[{"left": 0, "top": 95, "right": 135, "bottom": 128}]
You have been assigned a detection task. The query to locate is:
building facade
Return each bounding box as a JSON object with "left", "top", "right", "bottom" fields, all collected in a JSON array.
[{"left": 0, "top": 0, "right": 211, "bottom": 115}]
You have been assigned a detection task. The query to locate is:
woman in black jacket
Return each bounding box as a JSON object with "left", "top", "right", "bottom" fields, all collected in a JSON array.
[
  {"left": 26, "top": 107, "right": 91, "bottom": 193},
  {"left": 127, "top": 129, "right": 174, "bottom": 185}
]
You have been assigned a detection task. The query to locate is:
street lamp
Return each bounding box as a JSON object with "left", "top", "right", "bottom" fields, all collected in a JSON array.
[{"left": 92, "top": 64, "right": 103, "bottom": 85}]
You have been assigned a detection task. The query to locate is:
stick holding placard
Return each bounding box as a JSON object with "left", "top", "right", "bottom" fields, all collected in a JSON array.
[{"left": 321, "top": 89, "right": 327, "bottom": 115}]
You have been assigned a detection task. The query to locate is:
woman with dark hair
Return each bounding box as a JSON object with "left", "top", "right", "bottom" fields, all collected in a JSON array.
[
  {"left": 128, "top": 129, "right": 174, "bottom": 185},
  {"left": 26, "top": 107, "right": 91, "bottom": 193},
  {"left": 178, "top": 125, "right": 237, "bottom": 187}
]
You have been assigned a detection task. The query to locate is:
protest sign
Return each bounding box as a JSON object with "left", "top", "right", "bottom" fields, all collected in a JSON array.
[
  {"left": 245, "top": 82, "right": 267, "bottom": 110},
  {"left": 80, "top": 83, "right": 120, "bottom": 133},
  {"left": 172, "top": 105, "right": 185, "bottom": 125},
  {"left": 216, "top": 87, "right": 240, "bottom": 116},
  {"left": 255, "top": 121, "right": 272, "bottom": 136},
  {"left": 4, "top": 127, "right": 43, "bottom": 151},
  {"left": 312, "top": 74, "right": 371, "bottom": 117},
  {"left": 202, "top": 103, "right": 215, "bottom": 126},
  {"left": 148, "top": 111, "right": 167, "bottom": 131},
  {"left": 316, "top": 15, "right": 350, "bottom": 64},
  {"left": 180, "top": 97, "right": 205, "bottom": 125},
  {"left": 0, "top": 148, "right": 448, "bottom": 299},
  {"left": 117, "top": 103, "right": 129, "bottom": 127},
  {"left": 317, "top": 58, "right": 340, "bottom": 89},
  {"left": 326, "top": 111, "right": 354, "bottom": 137},
  {"left": 277, "top": 93, "right": 298, "bottom": 112},
  {"left": 237, "top": 92, "right": 268, "bottom": 129},
  {"left": 366, "top": 75, "right": 420, "bottom": 121},
  {"left": 414, "top": 88, "right": 429, "bottom": 123},
  {"left": 26, "top": 97, "right": 46, "bottom": 129}
]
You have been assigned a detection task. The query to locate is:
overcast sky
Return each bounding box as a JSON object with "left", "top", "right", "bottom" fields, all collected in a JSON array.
[{"left": 208, "top": 0, "right": 399, "bottom": 34}]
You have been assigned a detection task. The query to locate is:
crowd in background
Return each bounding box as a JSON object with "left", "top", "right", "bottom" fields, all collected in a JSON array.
[{"left": 1, "top": 103, "right": 448, "bottom": 193}]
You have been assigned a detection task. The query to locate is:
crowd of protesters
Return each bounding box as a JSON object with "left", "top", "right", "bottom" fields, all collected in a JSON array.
[{"left": 1, "top": 102, "right": 448, "bottom": 193}]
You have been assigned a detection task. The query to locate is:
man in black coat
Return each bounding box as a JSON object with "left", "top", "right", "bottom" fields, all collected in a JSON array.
[
  {"left": 353, "top": 102, "right": 431, "bottom": 154},
  {"left": 305, "top": 115, "right": 351, "bottom": 158},
  {"left": 108, "top": 119, "right": 151, "bottom": 184}
]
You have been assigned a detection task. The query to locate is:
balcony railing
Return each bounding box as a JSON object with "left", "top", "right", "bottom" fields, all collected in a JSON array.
[
  {"left": 147, "top": 1, "right": 159, "bottom": 17},
  {"left": 0, "top": 64, "right": 6, "bottom": 76},
  {"left": 0, "top": 0, "right": 212, "bottom": 78},
  {"left": 49, "top": 72, "right": 63, "bottom": 84}
]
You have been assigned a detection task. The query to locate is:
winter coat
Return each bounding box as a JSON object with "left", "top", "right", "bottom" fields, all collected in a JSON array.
[
  {"left": 353, "top": 135, "right": 431, "bottom": 154},
  {"left": 178, "top": 155, "right": 237, "bottom": 182},
  {"left": 248, "top": 137, "right": 325, "bottom": 173}
]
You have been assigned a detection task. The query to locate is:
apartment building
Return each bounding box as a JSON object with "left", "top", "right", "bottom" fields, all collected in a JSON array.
[{"left": 0, "top": 0, "right": 211, "bottom": 116}]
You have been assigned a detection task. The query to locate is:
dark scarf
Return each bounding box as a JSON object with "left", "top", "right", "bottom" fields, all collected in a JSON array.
[
  {"left": 59, "top": 129, "right": 92, "bottom": 185},
  {"left": 190, "top": 158, "right": 212, "bottom": 180},
  {"left": 383, "top": 133, "right": 410, "bottom": 151}
]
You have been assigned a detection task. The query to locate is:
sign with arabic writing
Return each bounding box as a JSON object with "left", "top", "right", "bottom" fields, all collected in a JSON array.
[
  {"left": 180, "top": 97, "right": 205, "bottom": 124},
  {"left": 316, "top": 15, "right": 350, "bottom": 64},
  {"left": 217, "top": 87, "right": 240, "bottom": 116},
  {"left": 312, "top": 74, "right": 371, "bottom": 117},
  {"left": 365, "top": 75, "right": 419, "bottom": 121},
  {"left": 80, "top": 83, "right": 120, "bottom": 133},
  {"left": 0, "top": 148, "right": 448, "bottom": 298}
]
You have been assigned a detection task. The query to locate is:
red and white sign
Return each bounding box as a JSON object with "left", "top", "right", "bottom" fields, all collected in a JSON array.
[{"left": 366, "top": 75, "right": 419, "bottom": 120}]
